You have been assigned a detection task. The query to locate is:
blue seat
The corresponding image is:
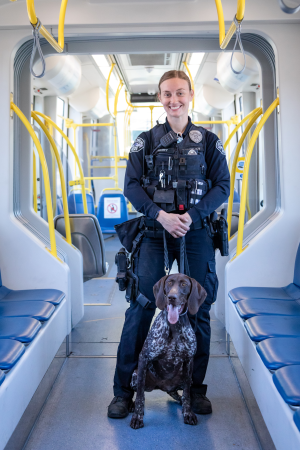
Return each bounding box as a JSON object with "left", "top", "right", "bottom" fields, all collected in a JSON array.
[
  {"left": 0, "top": 301, "right": 54, "bottom": 321},
  {"left": 0, "top": 288, "right": 65, "bottom": 306},
  {"left": 257, "top": 337, "right": 300, "bottom": 370},
  {"left": 245, "top": 316, "right": 300, "bottom": 342},
  {"left": 0, "top": 339, "right": 25, "bottom": 370},
  {"left": 97, "top": 192, "right": 128, "bottom": 234},
  {"left": 0, "top": 370, "right": 5, "bottom": 386},
  {"left": 0, "top": 317, "right": 41, "bottom": 343},
  {"left": 229, "top": 244, "right": 300, "bottom": 303},
  {"left": 236, "top": 299, "right": 300, "bottom": 320},
  {"left": 68, "top": 190, "right": 95, "bottom": 215},
  {"left": 294, "top": 409, "right": 300, "bottom": 431},
  {"left": 273, "top": 365, "right": 300, "bottom": 407}
]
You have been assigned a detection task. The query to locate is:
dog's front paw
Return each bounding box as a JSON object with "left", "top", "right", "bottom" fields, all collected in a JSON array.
[
  {"left": 130, "top": 414, "right": 144, "bottom": 429},
  {"left": 183, "top": 411, "right": 198, "bottom": 426}
]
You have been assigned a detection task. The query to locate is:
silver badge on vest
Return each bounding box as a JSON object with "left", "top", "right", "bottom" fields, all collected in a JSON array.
[
  {"left": 188, "top": 149, "right": 197, "bottom": 155},
  {"left": 189, "top": 130, "right": 203, "bottom": 144}
]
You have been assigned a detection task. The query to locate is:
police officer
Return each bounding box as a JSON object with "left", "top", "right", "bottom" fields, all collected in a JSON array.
[{"left": 108, "top": 70, "right": 230, "bottom": 419}]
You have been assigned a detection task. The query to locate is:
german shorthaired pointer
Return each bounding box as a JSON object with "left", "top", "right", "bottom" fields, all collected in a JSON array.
[{"left": 130, "top": 273, "right": 207, "bottom": 429}]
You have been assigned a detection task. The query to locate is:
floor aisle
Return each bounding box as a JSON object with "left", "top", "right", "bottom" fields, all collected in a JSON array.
[{"left": 24, "top": 236, "right": 274, "bottom": 450}]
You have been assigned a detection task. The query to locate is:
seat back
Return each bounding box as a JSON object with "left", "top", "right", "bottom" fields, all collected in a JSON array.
[
  {"left": 293, "top": 244, "right": 300, "bottom": 287},
  {"left": 54, "top": 214, "right": 106, "bottom": 281},
  {"left": 68, "top": 191, "right": 95, "bottom": 215},
  {"left": 97, "top": 192, "right": 128, "bottom": 234}
]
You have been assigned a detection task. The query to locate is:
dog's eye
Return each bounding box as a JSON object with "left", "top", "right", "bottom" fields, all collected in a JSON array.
[
  {"left": 168, "top": 281, "right": 172, "bottom": 286},
  {"left": 182, "top": 282, "right": 186, "bottom": 286}
]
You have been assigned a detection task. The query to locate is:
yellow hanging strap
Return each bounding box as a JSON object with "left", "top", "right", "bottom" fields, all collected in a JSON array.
[
  {"left": 11, "top": 102, "right": 59, "bottom": 260},
  {"left": 27, "top": 0, "right": 68, "bottom": 77},
  {"left": 235, "top": 98, "right": 279, "bottom": 258},
  {"left": 32, "top": 112, "right": 72, "bottom": 245}
]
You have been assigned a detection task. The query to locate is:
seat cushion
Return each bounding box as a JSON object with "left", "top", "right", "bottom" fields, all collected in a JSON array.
[
  {"left": 0, "top": 318, "right": 41, "bottom": 343},
  {"left": 0, "top": 339, "right": 25, "bottom": 370},
  {"left": 0, "top": 301, "right": 55, "bottom": 321},
  {"left": 273, "top": 365, "right": 300, "bottom": 406},
  {"left": 1, "top": 289, "right": 65, "bottom": 306},
  {"left": 294, "top": 409, "right": 300, "bottom": 431},
  {"left": 229, "top": 284, "right": 300, "bottom": 303},
  {"left": 0, "top": 370, "right": 5, "bottom": 386},
  {"left": 245, "top": 316, "right": 300, "bottom": 342},
  {"left": 236, "top": 299, "right": 300, "bottom": 320},
  {"left": 257, "top": 337, "right": 300, "bottom": 370}
]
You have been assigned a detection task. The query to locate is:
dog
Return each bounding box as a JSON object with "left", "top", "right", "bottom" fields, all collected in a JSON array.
[{"left": 130, "top": 273, "right": 207, "bottom": 429}]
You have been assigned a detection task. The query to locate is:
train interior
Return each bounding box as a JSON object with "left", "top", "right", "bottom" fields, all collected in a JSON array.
[{"left": 0, "top": 1, "right": 299, "bottom": 449}]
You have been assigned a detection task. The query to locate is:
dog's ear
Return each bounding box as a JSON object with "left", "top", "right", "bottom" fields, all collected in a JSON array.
[
  {"left": 188, "top": 278, "right": 207, "bottom": 315},
  {"left": 153, "top": 275, "right": 168, "bottom": 310}
]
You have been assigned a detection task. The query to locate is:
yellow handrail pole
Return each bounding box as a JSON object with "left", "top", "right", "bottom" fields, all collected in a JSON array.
[
  {"left": 224, "top": 107, "right": 261, "bottom": 150},
  {"left": 227, "top": 108, "right": 262, "bottom": 239},
  {"left": 11, "top": 103, "right": 58, "bottom": 259},
  {"left": 46, "top": 124, "right": 57, "bottom": 215},
  {"left": 102, "top": 187, "right": 123, "bottom": 192},
  {"left": 149, "top": 106, "right": 154, "bottom": 129},
  {"left": 32, "top": 112, "right": 72, "bottom": 245},
  {"left": 227, "top": 122, "right": 231, "bottom": 171},
  {"left": 83, "top": 133, "right": 91, "bottom": 191},
  {"left": 183, "top": 62, "right": 195, "bottom": 111},
  {"left": 106, "top": 63, "right": 116, "bottom": 119},
  {"left": 215, "top": 0, "right": 245, "bottom": 49},
  {"left": 84, "top": 177, "right": 115, "bottom": 181},
  {"left": 33, "top": 150, "right": 38, "bottom": 212},
  {"left": 33, "top": 111, "right": 88, "bottom": 214},
  {"left": 113, "top": 123, "right": 118, "bottom": 188},
  {"left": 235, "top": 98, "right": 279, "bottom": 257},
  {"left": 26, "top": 0, "right": 68, "bottom": 53},
  {"left": 114, "top": 81, "right": 123, "bottom": 118}
]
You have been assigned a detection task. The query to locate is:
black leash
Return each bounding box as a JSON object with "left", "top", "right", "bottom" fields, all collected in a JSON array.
[{"left": 163, "top": 231, "right": 197, "bottom": 332}]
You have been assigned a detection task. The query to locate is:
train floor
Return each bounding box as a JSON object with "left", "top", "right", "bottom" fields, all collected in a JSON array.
[{"left": 11, "top": 235, "right": 276, "bottom": 450}]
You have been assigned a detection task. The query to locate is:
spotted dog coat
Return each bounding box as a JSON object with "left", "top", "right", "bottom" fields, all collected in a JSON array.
[{"left": 130, "top": 274, "right": 207, "bottom": 429}]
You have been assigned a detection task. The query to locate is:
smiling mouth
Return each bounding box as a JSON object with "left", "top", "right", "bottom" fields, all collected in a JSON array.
[{"left": 169, "top": 105, "right": 182, "bottom": 111}]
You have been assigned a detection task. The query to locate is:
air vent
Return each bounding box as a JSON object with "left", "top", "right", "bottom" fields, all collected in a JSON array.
[
  {"left": 131, "top": 93, "right": 158, "bottom": 103},
  {"left": 128, "top": 53, "right": 171, "bottom": 66}
]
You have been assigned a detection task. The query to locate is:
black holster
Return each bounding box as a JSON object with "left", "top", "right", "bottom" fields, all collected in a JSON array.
[{"left": 205, "top": 209, "right": 229, "bottom": 257}]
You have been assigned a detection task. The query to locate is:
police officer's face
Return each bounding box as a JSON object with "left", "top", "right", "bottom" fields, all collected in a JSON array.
[{"left": 158, "top": 78, "right": 194, "bottom": 120}]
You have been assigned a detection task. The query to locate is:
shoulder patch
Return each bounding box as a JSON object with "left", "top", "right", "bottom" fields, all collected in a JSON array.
[
  {"left": 216, "top": 140, "right": 226, "bottom": 156},
  {"left": 130, "top": 137, "right": 144, "bottom": 153}
]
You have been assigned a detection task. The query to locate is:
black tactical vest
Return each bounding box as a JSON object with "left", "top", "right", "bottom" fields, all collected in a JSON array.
[{"left": 141, "top": 123, "right": 211, "bottom": 213}]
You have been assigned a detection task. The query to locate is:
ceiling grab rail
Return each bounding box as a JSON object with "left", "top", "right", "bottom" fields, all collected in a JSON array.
[
  {"left": 183, "top": 61, "right": 195, "bottom": 111},
  {"left": 227, "top": 108, "right": 263, "bottom": 240},
  {"left": 26, "top": 0, "right": 68, "bottom": 77},
  {"left": 32, "top": 112, "right": 72, "bottom": 245},
  {"left": 33, "top": 111, "right": 89, "bottom": 214},
  {"left": 277, "top": 0, "right": 300, "bottom": 14},
  {"left": 215, "top": 0, "right": 246, "bottom": 74},
  {"left": 234, "top": 97, "right": 280, "bottom": 258},
  {"left": 11, "top": 102, "right": 59, "bottom": 260}
]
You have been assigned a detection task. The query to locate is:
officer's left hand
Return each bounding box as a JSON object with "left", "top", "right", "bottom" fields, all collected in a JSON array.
[{"left": 179, "top": 212, "right": 192, "bottom": 227}]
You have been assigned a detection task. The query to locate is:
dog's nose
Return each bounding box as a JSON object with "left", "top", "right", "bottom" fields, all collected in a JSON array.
[{"left": 168, "top": 294, "right": 177, "bottom": 302}]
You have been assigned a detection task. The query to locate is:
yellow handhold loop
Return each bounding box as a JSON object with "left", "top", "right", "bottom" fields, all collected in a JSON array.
[
  {"left": 27, "top": 0, "right": 68, "bottom": 52},
  {"left": 215, "top": 0, "right": 245, "bottom": 49}
]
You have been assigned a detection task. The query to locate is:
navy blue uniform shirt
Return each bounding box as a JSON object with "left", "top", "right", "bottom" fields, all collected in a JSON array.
[{"left": 124, "top": 118, "right": 230, "bottom": 223}]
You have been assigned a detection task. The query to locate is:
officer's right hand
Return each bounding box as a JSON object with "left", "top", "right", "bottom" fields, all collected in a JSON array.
[{"left": 156, "top": 211, "right": 190, "bottom": 238}]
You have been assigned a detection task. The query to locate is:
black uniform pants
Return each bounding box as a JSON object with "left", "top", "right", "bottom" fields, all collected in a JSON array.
[{"left": 113, "top": 227, "right": 218, "bottom": 399}]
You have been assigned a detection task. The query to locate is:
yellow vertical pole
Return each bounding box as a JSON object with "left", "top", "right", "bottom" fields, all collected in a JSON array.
[
  {"left": 73, "top": 125, "right": 77, "bottom": 178},
  {"left": 183, "top": 61, "right": 195, "bottom": 111},
  {"left": 84, "top": 132, "right": 91, "bottom": 191},
  {"left": 227, "top": 123, "right": 231, "bottom": 171},
  {"left": 113, "top": 122, "right": 118, "bottom": 188},
  {"left": 33, "top": 150, "right": 38, "bottom": 213},
  {"left": 150, "top": 106, "right": 154, "bottom": 129}
]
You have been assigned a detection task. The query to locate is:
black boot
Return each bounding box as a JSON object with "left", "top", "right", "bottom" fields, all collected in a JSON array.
[
  {"left": 191, "top": 385, "right": 212, "bottom": 415},
  {"left": 107, "top": 396, "right": 133, "bottom": 419}
]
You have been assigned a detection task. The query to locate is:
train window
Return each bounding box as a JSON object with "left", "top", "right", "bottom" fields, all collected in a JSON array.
[{"left": 13, "top": 37, "right": 277, "bottom": 245}]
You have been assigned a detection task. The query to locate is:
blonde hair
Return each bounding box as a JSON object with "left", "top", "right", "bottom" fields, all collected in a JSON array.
[{"left": 158, "top": 70, "right": 192, "bottom": 92}]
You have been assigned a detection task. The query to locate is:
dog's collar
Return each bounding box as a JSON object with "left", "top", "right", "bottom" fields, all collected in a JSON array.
[{"left": 180, "top": 307, "right": 188, "bottom": 317}]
